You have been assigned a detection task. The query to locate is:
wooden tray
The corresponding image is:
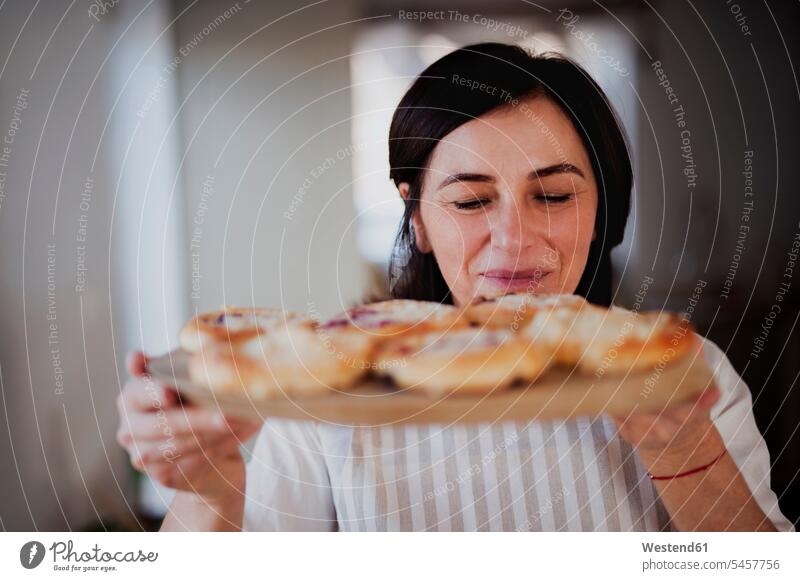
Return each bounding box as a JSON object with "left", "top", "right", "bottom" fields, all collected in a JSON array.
[{"left": 148, "top": 348, "right": 715, "bottom": 425}]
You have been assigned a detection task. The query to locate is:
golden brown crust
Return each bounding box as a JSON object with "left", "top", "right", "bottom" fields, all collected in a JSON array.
[
  {"left": 179, "top": 307, "right": 306, "bottom": 352},
  {"left": 375, "top": 327, "right": 550, "bottom": 396},
  {"left": 464, "top": 292, "right": 588, "bottom": 331},
  {"left": 577, "top": 311, "right": 695, "bottom": 375},
  {"left": 320, "top": 299, "right": 471, "bottom": 339},
  {"left": 188, "top": 319, "right": 375, "bottom": 398},
  {"left": 522, "top": 303, "right": 694, "bottom": 374}
]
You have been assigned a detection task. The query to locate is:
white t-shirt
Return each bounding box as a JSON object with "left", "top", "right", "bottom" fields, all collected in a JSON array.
[{"left": 242, "top": 334, "right": 794, "bottom": 531}]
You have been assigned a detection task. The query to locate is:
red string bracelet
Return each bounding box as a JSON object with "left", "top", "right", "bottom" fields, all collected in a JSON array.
[{"left": 648, "top": 449, "right": 727, "bottom": 481}]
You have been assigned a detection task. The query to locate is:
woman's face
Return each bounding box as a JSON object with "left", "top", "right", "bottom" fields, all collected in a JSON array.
[{"left": 401, "top": 96, "right": 599, "bottom": 307}]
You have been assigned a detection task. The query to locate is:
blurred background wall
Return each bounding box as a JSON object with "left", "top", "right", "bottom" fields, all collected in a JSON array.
[{"left": 0, "top": 0, "right": 797, "bottom": 530}]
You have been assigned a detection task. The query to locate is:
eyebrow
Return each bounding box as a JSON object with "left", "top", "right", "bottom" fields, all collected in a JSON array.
[{"left": 436, "top": 163, "right": 585, "bottom": 191}]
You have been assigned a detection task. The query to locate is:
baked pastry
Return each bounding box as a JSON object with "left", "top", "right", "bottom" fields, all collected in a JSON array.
[
  {"left": 182, "top": 294, "right": 694, "bottom": 400},
  {"left": 376, "top": 326, "right": 550, "bottom": 396},
  {"left": 465, "top": 292, "right": 588, "bottom": 330},
  {"left": 522, "top": 302, "right": 692, "bottom": 374},
  {"left": 179, "top": 306, "right": 305, "bottom": 352},
  {"left": 188, "top": 319, "right": 375, "bottom": 398},
  {"left": 321, "top": 299, "right": 469, "bottom": 337}
]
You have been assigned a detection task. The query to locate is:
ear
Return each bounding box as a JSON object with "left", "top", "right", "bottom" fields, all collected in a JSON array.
[{"left": 398, "top": 182, "right": 432, "bottom": 254}]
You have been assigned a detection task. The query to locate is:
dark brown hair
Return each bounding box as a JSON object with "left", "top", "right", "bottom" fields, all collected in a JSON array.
[{"left": 387, "top": 42, "right": 632, "bottom": 306}]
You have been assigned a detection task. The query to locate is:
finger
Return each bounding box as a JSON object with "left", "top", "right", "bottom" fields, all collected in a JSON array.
[
  {"left": 125, "top": 416, "right": 260, "bottom": 452},
  {"left": 697, "top": 383, "right": 721, "bottom": 408},
  {"left": 127, "top": 431, "right": 243, "bottom": 467},
  {"left": 141, "top": 437, "right": 243, "bottom": 474},
  {"left": 124, "top": 406, "right": 233, "bottom": 441},
  {"left": 146, "top": 447, "right": 243, "bottom": 490},
  {"left": 118, "top": 405, "right": 262, "bottom": 447},
  {"left": 664, "top": 386, "right": 719, "bottom": 425},
  {"left": 612, "top": 409, "right": 659, "bottom": 428},
  {"left": 120, "top": 376, "right": 179, "bottom": 413},
  {"left": 649, "top": 388, "right": 709, "bottom": 423},
  {"left": 615, "top": 410, "right": 676, "bottom": 443},
  {"left": 228, "top": 419, "right": 263, "bottom": 442},
  {"left": 223, "top": 415, "right": 262, "bottom": 433},
  {"left": 201, "top": 415, "right": 262, "bottom": 440},
  {"left": 122, "top": 424, "right": 232, "bottom": 456},
  {"left": 126, "top": 351, "right": 150, "bottom": 378},
  {"left": 135, "top": 439, "right": 243, "bottom": 483}
]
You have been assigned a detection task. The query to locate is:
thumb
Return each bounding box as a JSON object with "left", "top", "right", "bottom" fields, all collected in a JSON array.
[
  {"left": 126, "top": 351, "right": 150, "bottom": 378},
  {"left": 696, "top": 382, "right": 721, "bottom": 409}
]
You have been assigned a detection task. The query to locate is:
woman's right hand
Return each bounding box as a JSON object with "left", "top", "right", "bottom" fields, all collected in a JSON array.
[{"left": 116, "top": 351, "right": 262, "bottom": 505}]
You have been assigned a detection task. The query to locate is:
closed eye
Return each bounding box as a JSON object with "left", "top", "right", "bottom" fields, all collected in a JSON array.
[
  {"left": 536, "top": 194, "right": 573, "bottom": 204},
  {"left": 451, "top": 194, "right": 573, "bottom": 210},
  {"left": 452, "top": 198, "right": 490, "bottom": 210}
]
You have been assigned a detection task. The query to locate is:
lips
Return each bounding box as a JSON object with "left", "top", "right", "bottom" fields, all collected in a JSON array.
[
  {"left": 480, "top": 268, "right": 552, "bottom": 291},
  {"left": 482, "top": 268, "right": 551, "bottom": 279}
]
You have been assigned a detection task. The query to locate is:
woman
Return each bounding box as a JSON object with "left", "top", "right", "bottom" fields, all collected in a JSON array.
[{"left": 117, "top": 43, "right": 792, "bottom": 531}]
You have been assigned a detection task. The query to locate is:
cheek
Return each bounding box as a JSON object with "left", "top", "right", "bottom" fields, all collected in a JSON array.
[
  {"left": 551, "top": 202, "right": 596, "bottom": 279},
  {"left": 422, "top": 206, "right": 485, "bottom": 275},
  {"left": 549, "top": 209, "right": 593, "bottom": 253}
]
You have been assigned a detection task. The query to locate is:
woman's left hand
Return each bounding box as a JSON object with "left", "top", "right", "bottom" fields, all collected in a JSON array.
[{"left": 610, "top": 334, "right": 726, "bottom": 473}]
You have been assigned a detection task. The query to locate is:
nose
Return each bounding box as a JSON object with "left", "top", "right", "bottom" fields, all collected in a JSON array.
[{"left": 490, "top": 197, "right": 542, "bottom": 255}]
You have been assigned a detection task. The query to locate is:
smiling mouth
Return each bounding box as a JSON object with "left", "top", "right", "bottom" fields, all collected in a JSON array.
[{"left": 480, "top": 269, "right": 552, "bottom": 291}]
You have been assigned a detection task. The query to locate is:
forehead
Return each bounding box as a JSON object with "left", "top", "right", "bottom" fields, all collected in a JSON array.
[{"left": 425, "top": 96, "right": 590, "bottom": 178}]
